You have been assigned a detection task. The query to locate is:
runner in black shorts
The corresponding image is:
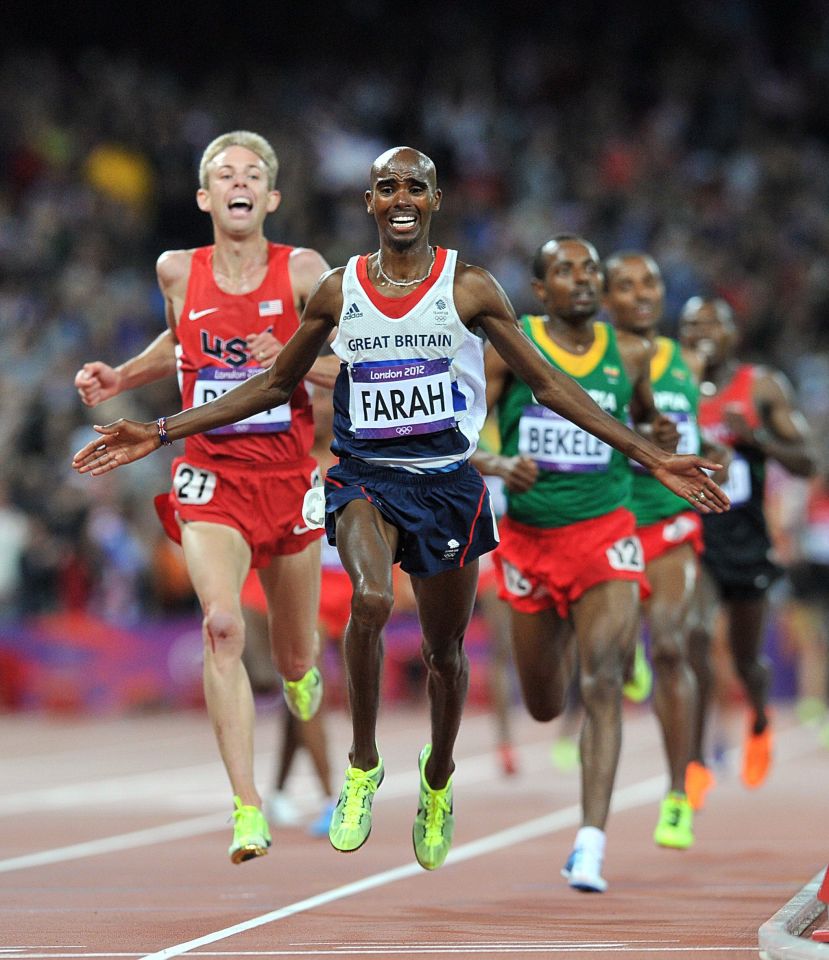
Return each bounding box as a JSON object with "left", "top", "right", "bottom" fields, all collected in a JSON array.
[{"left": 679, "top": 297, "right": 815, "bottom": 806}]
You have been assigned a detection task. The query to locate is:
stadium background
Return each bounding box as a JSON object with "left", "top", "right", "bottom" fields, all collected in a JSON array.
[{"left": 0, "top": 0, "right": 827, "bottom": 712}]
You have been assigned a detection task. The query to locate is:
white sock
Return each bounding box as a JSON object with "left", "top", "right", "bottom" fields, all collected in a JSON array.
[{"left": 575, "top": 826, "right": 606, "bottom": 857}]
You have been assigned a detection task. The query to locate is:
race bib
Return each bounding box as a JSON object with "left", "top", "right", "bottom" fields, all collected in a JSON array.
[
  {"left": 193, "top": 367, "right": 292, "bottom": 435},
  {"left": 674, "top": 413, "right": 700, "bottom": 456},
  {"left": 349, "top": 358, "right": 455, "bottom": 439},
  {"left": 803, "top": 523, "right": 829, "bottom": 564},
  {"left": 500, "top": 558, "right": 533, "bottom": 597},
  {"left": 606, "top": 535, "right": 644, "bottom": 572},
  {"left": 662, "top": 513, "right": 699, "bottom": 544},
  {"left": 301, "top": 486, "right": 326, "bottom": 530},
  {"left": 173, "top": 462, "right": 217, "bottom": 505},
  {"left": 721, "top": 453, "right": 752, "bottom": 506},
  {"left": 518, "top": 405, "right": 611, "bottom": 473}
]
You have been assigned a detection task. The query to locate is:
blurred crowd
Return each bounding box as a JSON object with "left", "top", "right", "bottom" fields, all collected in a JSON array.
[{"left": 1, "top": 1, "right": 828, "bottom": 625}]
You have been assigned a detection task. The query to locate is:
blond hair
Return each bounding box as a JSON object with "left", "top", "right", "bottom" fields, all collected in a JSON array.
[{"left": 198, "top": 131, "right": 279, "bottom": 190}]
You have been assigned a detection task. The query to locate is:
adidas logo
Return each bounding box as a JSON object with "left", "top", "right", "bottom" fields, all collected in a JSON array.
[{"left": 343, "top": 302, "right": 363, "bottom": 320}]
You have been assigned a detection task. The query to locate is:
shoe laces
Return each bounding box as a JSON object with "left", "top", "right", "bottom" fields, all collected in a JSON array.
[
  {"left": 286, "top": 670, "right": 315, "bottom": 705},
  {"left": 662, "top": 801, "right": 682, "bottom": 828},
  {"left": 232, "top": 802, "right": 264, "bottom": 836},
  {"left": 340, "top": 770, "right": 379, "bottom": 828},
  {"left": 421, "top": 787, "right": 451, "bottom": 843}
]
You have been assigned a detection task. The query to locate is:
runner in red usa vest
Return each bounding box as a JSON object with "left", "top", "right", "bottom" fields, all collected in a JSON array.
[
  {"left": 73, "top": 148, "right": 729, "bottom": 881},
  {"left": 75, "top": 131, "right": 339, "bottom": 865},
  {"left": 604, "top": 250, "right": 712, "bottom": 852},
  {"left": 679, "top": 296, "right": 814, "bottom": 806}
]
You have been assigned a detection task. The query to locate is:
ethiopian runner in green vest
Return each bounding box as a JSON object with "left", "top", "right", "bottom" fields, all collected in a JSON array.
[
  {"left": 603, "top": 250, "right": 719, "bottom": 852},
  {"left": 473, "top": 235, "right": 692, "bottom": 892}
]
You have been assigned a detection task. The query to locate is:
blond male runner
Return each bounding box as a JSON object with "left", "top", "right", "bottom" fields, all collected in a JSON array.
[{"left": 75, "top": 131, "right": 338, "bottom": 863}]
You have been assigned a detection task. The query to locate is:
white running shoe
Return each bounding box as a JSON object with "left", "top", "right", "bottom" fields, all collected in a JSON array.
[
  {"left": 561, "top": 846, "right": 608, "bottom": 893},
  {"left": 265, "top": 790, "right": 302, "bottom": 826}
]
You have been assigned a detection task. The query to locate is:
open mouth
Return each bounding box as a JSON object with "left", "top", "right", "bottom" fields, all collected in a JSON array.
[
  {"left": 228, "top": 198, "right": 253, "bottom": 214},
  {"left": 389, "top": 214, "right": 417, "bottom": 232}
]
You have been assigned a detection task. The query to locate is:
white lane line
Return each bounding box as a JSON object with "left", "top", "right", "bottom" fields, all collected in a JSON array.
[
  {"left": 0, "top": 742, "right": 558, "bottom": 874},
  {"left": 0, "top": 812, "right": 229, "bottom": 873}
]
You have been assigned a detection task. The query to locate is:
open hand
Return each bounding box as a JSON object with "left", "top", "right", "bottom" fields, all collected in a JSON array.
[
  {"left": 651, "top": 454, "right": 730, "bottom": 513},
  {"left": 72, "top": 420, "right": 159, "bottom": 476}
]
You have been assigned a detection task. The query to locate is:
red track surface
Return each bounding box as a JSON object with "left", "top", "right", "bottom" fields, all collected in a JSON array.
[{"left": 1, "top": 701, "right": 827, "bottom": 959}]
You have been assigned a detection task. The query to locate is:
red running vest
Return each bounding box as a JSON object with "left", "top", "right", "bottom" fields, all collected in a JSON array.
[{"left": 176, "top": 243, "right": 314, "bottom": 466}]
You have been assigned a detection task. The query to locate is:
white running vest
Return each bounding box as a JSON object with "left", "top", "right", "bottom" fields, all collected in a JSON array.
[{"left": 330, "top": 249, "right": 486, "bottom": 472}]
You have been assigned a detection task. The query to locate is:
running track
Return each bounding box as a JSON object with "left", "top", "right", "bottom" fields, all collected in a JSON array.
[{"left": 1, "top": 701, "right": 827, "bottom": 959}]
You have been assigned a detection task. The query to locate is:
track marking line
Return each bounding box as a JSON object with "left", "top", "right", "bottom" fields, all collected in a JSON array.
[
  {"left": 133, "top": 774, "right": 666, "bottom": 960},
  {"left": 132, "top": 723, "right": 821, "bottom": 960}
]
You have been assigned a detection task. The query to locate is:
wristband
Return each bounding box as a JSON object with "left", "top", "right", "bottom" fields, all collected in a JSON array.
[{"left": 156, "top": 417, "right": 173, "bottom": 446}]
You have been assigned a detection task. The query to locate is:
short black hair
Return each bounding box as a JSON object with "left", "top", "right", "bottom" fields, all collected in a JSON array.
[{"left": 531, "top": 234, "right": 584, "bottom": 280}]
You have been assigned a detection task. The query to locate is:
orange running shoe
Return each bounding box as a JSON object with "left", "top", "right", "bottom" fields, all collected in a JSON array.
[
  {"left": 498, "top": 742, "right": 518, "bottom": 776},
  {"left": 685, "top": 761, "right": 716, "bottom": 811},
  {"left": 741, "top": 718, "right": 773, "bottom": 788}
]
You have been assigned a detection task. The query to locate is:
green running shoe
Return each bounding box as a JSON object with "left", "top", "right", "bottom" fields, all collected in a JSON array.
[
  {"left": 550, "top": 735, "right": 580, "bottom": 772},
  {"left": 328, "top": 757, "right": 384, "bottom": 852},
  {"left": 623, "top": 640, "right": 653, "bottom": 704},
  {"left": 412, "top": 744, "right": 455, "bottom": 871},
  {"left": 653, "top": 791, "right": 694, "bottom": 849},
  {"left": 283, "top": 666, "right": 323, "bottom": 721},
  {"left": 228, "top": 796, "right": 271, "bottom": 864}
]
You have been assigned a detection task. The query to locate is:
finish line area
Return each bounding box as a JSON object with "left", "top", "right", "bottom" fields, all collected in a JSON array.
[{"left": 0, "top": 703, "right": 826, "bottom": 960}]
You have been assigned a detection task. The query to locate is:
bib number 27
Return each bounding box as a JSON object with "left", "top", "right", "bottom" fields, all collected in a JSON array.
[{"left": 173, "top": 462, "right": 217, "bottom": 505}]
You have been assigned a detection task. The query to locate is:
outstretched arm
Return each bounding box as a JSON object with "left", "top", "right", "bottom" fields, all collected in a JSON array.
[
  {"left": 457, "top": 264, "right": 729, "bottom": 513},
  {"left": 73, "top": 270, "right": 343, "bottom": 476}
]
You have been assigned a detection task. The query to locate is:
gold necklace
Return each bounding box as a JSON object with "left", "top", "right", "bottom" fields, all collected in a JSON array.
[{"left": 375, "top": 247, "right": 435, "bottom": 287}]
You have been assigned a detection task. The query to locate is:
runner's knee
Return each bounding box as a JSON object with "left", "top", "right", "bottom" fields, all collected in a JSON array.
[
  {"left": 579, "top": 664, "right": 620, "bottom": 709},
  {"left": 203, "top": 607, "right": 244, "bottom": 656},
  {"left": 421, "top": 636, "right": 467, "bottom": 682},
  {"left": 350, "top": 581, "right": 394, "bottom": 633},
  {"left": 650, "top": 631, "right": 685, "bottom": 673}
]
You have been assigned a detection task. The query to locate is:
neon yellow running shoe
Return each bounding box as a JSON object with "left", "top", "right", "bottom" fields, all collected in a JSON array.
[
  {"left": 282, "top": 666, "right": 323, "bottom": 721},
  {"left": 550, "top": 735, "right": 580, "bottom": 772},
  {"left": 623, "top": 640, "right": 653, "bottom": 704},
  {"left": 653, "top": 791, "right": 694, "bottom": 849},
  {"left": 228, "top": 796, "right": 271, "bottom": 864},
  {"left": 328, "top": 757, "right": 384, "bottom": 853},
  {"left": 412, "top": 744, "right": 455, "bottom": 871}
]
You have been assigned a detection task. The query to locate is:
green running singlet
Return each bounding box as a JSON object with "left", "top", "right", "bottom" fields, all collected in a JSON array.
[
  {"left": 630, "top": 336, "right": 702, "bottom": 527},
  {"left": 496, "top": 318, "right": 632, "bottom": 528}
]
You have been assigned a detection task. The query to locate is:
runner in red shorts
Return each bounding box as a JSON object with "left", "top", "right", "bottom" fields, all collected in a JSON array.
[
  {"left": 475, "top": 236, "right": 685, "bottom": 893},
  {"left": 75, "top": 131, "right": 338, "bottom": 864},
  {"left": 604, "top": 250, "right": 712, "bottom": 848}
]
